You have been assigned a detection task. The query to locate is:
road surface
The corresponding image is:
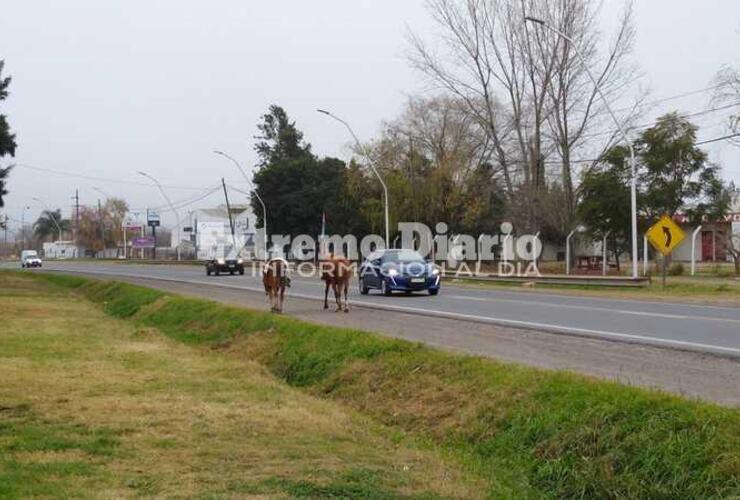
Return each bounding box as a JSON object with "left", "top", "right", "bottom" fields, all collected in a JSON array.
[{"left": 19, "top": 260, "right": 740, "bottom": 358}]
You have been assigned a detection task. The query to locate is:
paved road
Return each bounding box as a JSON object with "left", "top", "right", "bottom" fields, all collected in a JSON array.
[{"left": 14, "top": 260, "right": 740, "bottom": 358}]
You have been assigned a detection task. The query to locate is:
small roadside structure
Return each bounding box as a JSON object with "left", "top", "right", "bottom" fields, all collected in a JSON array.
[{"left": 42, "top": 241, "right": 84, "bottom": 259}]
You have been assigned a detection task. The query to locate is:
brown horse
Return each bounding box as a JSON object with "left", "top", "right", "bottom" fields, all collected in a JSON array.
[
  {"left": 263, "top": 258, "right": 289, "bottom": 313},
  {"left": 320, "top": 254, "right": 351, "bottom": 312}
]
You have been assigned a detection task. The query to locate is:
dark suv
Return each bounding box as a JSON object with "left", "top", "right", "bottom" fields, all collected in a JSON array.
[{"left": 205, "top": 256, "right": 245, "bottom": 276}]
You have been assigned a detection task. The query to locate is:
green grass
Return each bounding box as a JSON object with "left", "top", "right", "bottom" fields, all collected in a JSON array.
[
  {"left": 0, "top": 271, "right": 480, "bottom": 498},
  {"left": 0, "top": 404, "right": 117, "bottom": 498},
  {"left": 18, "top": 271, "right": 740, "bottom": 498}
]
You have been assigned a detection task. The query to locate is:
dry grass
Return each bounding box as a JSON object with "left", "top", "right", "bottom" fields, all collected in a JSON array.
[{"left": 0, "top": 274, "right": 482, "bottom": 498}]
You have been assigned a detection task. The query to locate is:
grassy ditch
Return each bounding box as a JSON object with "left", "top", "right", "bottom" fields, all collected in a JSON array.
[
  {"left": 0, "top": 272, "right": 479, "bottom": 498},
  {"left": 18, "top": 272, "right": 740, "bottom": 498}
]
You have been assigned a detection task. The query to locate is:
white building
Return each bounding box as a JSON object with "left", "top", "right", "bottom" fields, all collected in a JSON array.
[
  {"left": 181, "top": 204, "right": 259, "bottom": 260},
  {"left": 42, "top": 241, "right": 84, "bottom": 259}
]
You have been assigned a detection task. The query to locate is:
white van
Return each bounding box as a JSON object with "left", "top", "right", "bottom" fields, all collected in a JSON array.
[{"left": 21, "top": 250, "right": 42, "bottom": 268}]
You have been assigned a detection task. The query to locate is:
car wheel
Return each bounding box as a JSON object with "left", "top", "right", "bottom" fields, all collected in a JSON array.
[
  {"left": 206, "top": 268, "right": 212, "bottom": 276},
  {"left": 381, "top": 279, "right": 392, "bottom": 296},
  {"left": 238, "top": 268, "right": 245, "bottom": 276},
  {"left": 359, "top": 277, "right": 369, "bottom": 295},
  {"left": 215, "top": 269, "right": 220, "bottom": 276},
  {"left": 428, "top": 288, "right": 439, "bottom": 296}
]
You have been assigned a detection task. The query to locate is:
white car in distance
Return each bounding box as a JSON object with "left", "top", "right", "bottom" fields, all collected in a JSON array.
[{"left": 21, "top": 250, "right": 43, "bottom": 268}]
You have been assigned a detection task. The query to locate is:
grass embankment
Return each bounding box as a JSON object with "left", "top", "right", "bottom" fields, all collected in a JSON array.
[
  {"left": 0, "top": 272, "right": 478, "bottom": 498},
  {"left": 5, "top": 271, "right": 740, "bottom": 498}
]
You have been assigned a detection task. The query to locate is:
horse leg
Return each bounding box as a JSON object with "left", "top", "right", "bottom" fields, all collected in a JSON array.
[
  {"left": 323, "top": 280, "right": 330, "bottom": 310},
  {"left": 333, "top": 282, "right": 342, "bottom": 312},
  {"left": 278, "top": 285, "right": 285, "bottom": 313},
  {"left": 343, "top": 281, "right": 349, "bottom": 313}
]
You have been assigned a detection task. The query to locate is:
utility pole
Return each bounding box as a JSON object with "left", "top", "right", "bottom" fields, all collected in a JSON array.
[
  {"left": 73, "top": 189, "right": 80, "bottom": 241},
  {"left": 98, "top": 199, "right": 104, "bottom": 256},
  {"left": 2, "top": 214, "right": 7, "bottom": 257},
  {"left": 221, "top": 178, "right": 237, "bottom": 249},
  {"left": 213, "top": 150, "right": 268, "bottom": 260}
]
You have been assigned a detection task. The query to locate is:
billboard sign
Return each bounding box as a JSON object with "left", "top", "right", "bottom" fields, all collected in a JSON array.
[
  {"left": 147, "top": 209, "right": 161, "bottom": 227},
  {"left": 131, "top": 236, "right": 155, "bottom": 249}
]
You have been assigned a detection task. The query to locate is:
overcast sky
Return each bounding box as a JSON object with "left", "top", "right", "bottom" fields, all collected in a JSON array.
[{"left": 1, "top": 0, "right": 739, "bottom": 230}]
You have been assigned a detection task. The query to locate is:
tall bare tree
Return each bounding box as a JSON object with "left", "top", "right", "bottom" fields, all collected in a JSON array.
[
  {"left": 408, "top": 0, "right": 640, "bottom": 233},
  {"left": 712, "top": 65, "right": 740, "bottom": 147},
  {"left": 359, "top": 95, "right": 505, "bottom": 234}
]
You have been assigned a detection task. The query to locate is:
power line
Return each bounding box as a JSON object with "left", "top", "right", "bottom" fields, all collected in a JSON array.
[
  {"left": 130, "top": 185, "right": 223, "bottom": 213},
  {"left": 696, "top": 132, "right": 740, "bottom": 146},
  {"left": 14, "top": 163, "right": 208, "bottom": 191},
  {"left": 613, "top": 82, "right": 732, "bottom": 114},
  {"left": 580, "top": 101, "right": 740, "bottom": 141},
  {"left": 538, "top": 131, "right": 740, "bottom": 164}
]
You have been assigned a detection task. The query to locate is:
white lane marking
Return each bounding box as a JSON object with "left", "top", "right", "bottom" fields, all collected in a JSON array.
[
  {"left": 41, "top": 266, "right": 740, "bottom": 358},
  {"left": 444, "top": 294, "right": 740, "bottom": 324},
  {"left": 447, "top": 280, "right": 740, "bottom": 312}
]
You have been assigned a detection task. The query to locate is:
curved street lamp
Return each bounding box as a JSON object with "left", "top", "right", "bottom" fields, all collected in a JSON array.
[
  {"left": 524, "top": 16, "right": 639, "bottom": 279},
  {"left": 92, "top": 187, "right": 111, "bottom": 199},
  {"left": 317, "top": 109, "right": 390, "bottom": 248},
  {"left": 213, "top": 150, "right": 268, "bottom": 260},
  {"left": 137, "top": 171, "right": 182, "bottom": 261}
]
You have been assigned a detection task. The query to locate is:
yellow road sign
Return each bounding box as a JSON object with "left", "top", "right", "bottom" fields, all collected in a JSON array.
[{"left": 646, "top": 215, "right": 686, "bottom": 256}]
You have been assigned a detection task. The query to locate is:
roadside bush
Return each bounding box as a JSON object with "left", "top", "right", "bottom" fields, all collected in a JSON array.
[{"left": 668, "top": 263, "right": 685, "bottom": 276}]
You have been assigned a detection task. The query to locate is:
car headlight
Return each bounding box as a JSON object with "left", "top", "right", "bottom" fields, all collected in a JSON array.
[
  {"left": 431, "top": 268, "right": 440, "bottom": 275},
  {"left": 217, "top": 259, "right": 225, "bottom": 265},
  {"left": 388, "top": 268, "right": 399, "bottom": 277},
  {"left": 237, "top": 258, "right": 243, "bottom": 264}
]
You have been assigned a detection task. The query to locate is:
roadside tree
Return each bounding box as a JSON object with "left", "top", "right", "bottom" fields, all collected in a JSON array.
[
  {"left": 33, "top": 209, "right": 71, "bottom": 241},
  {"left": 0, "top": 60, "right": 17, "bottom": 208},
  {"left": 576, "top": 146, "right": 631, "bottom": 269},
  {"left": 253, "top": 105, "right": 366, "bottom": 238},
  {"left": 407, "top": 0, "right": 640, "bottom": 230},
  {"left": 637, "top": 113, "right": 728, "bottom": 223}
]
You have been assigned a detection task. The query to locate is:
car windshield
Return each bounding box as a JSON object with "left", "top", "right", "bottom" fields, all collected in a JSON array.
[
  {"left": 382, "top": 250, "right": 424, "bottom": 263},
  {"left": 24, "top": 251, "right": 38, "bottom": 257}
]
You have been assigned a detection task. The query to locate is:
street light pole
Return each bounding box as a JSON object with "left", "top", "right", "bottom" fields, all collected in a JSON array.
[
  {"left": 20, "top": 205, "right": 30, "bottom": 249},
  {"left": 524, "top": 16, "right": 639, "bottom": 279},
  {"left": 317, "top": 109, "right": 390, "bottom": 248},
  {"left": 213, "top": 150, "right": 268, "bottom": 261},
  {"left": 137, "top": 171, "right": 182, "bottom": 261},
  {"left": 32, "top": 197, "right": 63, "bottom": 242}
]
